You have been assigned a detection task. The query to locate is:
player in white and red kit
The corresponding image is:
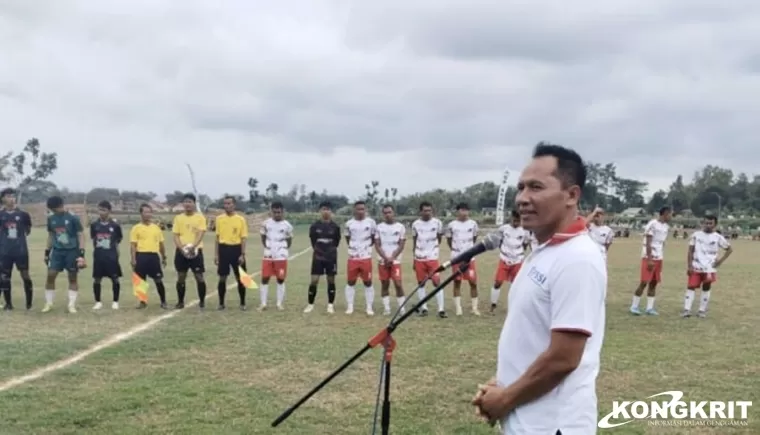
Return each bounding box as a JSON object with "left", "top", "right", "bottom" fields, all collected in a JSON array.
[
  {"left": 446, "top": 202, "right": 480, "bottom": 316},
  {"left": 586, "top": 207, "right": 614, "bottom": 260},
  {"left": 631, "top": 206, "right": 672, "bottom": 315},
  {"left": 259, "top": 202, "right": 294, "bottom": 310},
  {"left": 411, "top": 202, "right": 446, "bottom": 318},
  {"left": 374, "top": 204, "right": 407, "bottom": 316},
  {"left": 490, "top": 210, "right": 529, "bottom": 314},
  {"left": 683, "top": 214, "right": 732, "bottom": 318},
  {"left": 344, "top": 201, "right": 377, "bottom": 315}
]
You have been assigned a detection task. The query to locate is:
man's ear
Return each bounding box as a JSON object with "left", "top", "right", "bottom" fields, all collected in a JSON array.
[{"left": 566, "top": 185, "right": 582, "bottom": 208}]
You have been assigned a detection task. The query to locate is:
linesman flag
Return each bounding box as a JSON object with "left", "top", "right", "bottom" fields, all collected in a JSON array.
[
  {"left": 132, "top": 273, "right": 149, "bottom": 303},
  {"left": 238, "top": 266, "right": 258, "bottom": 290}
]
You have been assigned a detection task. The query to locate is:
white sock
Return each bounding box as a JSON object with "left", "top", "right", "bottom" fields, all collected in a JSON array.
[
  {"left": 646, "top": 296, "right": 655, "bottom": 311},
  {"left": 490, "top": 288, "right": 501, "bottom": 305},
  {"left": 454, "top": 296, "right": 462, "bottom": 310},
  {"left": 631, "top": 295, "right": 640, "bottom": 309},
  {"left": 416, "top": 287, "right": 428, "bottom": 310},
  {"left": 260, "top": 284, "right": 268, "bottom": 306},
  {"left": 397, "top": 296, "right": 405, "bottom": 309},
  {"left": 345, "top": 285, "right": 355, "bottom": 307},
  {"left": 436, "top": 291, "right": 445, "bottom": 311},
  {"left": 45, "top": 290, "right": 55, "bottom": 304},
  {"left": 365, "top": 286, "right": 375, "bottom": 308},
  {"left": 416, "top": 286, "right": 426, "bottom": 301},
  {"left": 684, "top": 289, "right": 695, "bottom": 311},
  {"left": 699, "top": 291, "right": 711, "bottom": 312},
  {"left": 471, "top": 297, "right": 479, "bottom": 310},
  {"left": 68, "top": 289, "right": 78, "bottom": 306},
  {"left": 382, "top": 296, "right": 391, "bottom": 311},
  {"left": 276, "top": 283, "right": 285, "bottom": 305}
]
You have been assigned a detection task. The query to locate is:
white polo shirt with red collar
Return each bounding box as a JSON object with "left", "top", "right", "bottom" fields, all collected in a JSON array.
[{"left": 496, "top": 217, "right": 607, "bottom": 435}]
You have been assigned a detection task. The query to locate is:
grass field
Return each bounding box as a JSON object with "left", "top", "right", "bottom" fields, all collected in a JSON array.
[{"left": 0, "top": 224, "right": 759, "bottom": 435}]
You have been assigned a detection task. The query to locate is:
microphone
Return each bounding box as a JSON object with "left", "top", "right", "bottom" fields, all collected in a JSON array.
[{"left": 436, "top": 232, "right": 502, "bottom": 273}]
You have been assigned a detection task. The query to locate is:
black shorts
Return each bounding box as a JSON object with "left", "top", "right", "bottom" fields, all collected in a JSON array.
[
  {"left": 311, "top": 257, "right": 337, "bottom": 276},
  {"left": 93, "top": 256, "right": 122, "bottom": 279},
  {"left": 174, "top": 248, "right": 205, "bottom": 273},
  {"left": 217, "top": 244, "right": 245, "bottom": 276},
  {"left": 0, "top": 253, "right": 29, "bottom": 276},
  {"left": 135, "top": 252, "right": 163, "bottom": 280}
]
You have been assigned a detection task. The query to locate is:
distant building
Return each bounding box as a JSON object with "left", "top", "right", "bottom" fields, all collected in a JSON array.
[{"left": 620, "top": 207, "right": 647, "bottom": 217}]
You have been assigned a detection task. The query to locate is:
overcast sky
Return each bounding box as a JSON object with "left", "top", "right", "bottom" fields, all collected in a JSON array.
[{"left": 2, "top": 0, "right": 759, "bottom": 200}]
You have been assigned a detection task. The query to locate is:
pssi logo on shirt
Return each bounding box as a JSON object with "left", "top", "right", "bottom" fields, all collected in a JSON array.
[{"left": 527, "top": 266, "right": 547, "bottom": 286}]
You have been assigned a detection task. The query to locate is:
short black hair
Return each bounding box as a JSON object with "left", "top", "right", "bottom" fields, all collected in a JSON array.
[
  {"left": 354, "top": 200, "right": 366, "bottom": 207},
  {"left": 456, "top": 202, "right": 469, "bottom": 211},
  {"left": 419, "top": 201, "right": 432, "bottom": 211},
  {"left": 704, "top": 214, "right": 718, "bottom": 224},
  {"left": 659, "top": 206, "right": 671, "bottom": 216},
  {"left": 182, "top": 193, "right": 196, "bottom": 202},
  {"left": 224, "top": 195, "right": 236, "bottom": 203},
  {"left": 1, "top": 187, "right": 16, "bottom": 198},
  {"left": 97, "top": 200, "right": 112, "bottom": 210},
  {"left": 270, "top": 201, "right": 283, "bottom": 210},
  {"left": 510, "top": 210, "right": 520, "bottom": 219},
  {"left": 46, "top": 196, "right": 64, "bottom": 209},
  {"left": 318, "top": 201, "right": 332, "bottom": 210},
  {"left": 382, "top": 203, "right": 394, "bottom": 211},
  {"left": 532, "top": 142, "right": 586, "bottom": 190},
  {"left": 139, "top": 203, "right": 152, "bottom": 213}
]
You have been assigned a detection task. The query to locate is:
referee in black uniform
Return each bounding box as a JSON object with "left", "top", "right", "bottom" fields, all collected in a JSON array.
[{"left": 303, "top": 201, "right": 341, "bottom": 313}]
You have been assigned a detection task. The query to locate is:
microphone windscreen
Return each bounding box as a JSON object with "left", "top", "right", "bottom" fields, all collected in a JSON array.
[{"left": 483, "top": 232, "right": 503, "bottom": 250}]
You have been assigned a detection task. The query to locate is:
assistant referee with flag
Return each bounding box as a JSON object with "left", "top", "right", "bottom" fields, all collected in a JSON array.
[
  {"left": 130, "top": 203, "right": 168, "bottom": 309},
  {"left": 214, "top": 196, "right": 249, "bottom": 310}
]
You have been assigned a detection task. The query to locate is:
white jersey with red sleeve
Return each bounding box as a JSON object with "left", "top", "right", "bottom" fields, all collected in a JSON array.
[
  {"left": 689, "top": 230, "right": 730, "bottom": 273},
  {"left": 446, "top": 219, "right": 479, "bottom": 262},
  {"left": 498, "top": 224, "right": 528, "bottom": 265},
  {"left": 641, "top": 219, "right": 669, "bottom": 260},
  {"left": 411, "top": 218, "right": 444, "bottom": 260},
  {"left": 375, "top": 222, "right": 406, "bottom": 265},
  {"left": 260, "top": 218, "right": 294, "bottom": 260},
  {"left": 345, "top": 217, "right": 376, "bottom": 260}
]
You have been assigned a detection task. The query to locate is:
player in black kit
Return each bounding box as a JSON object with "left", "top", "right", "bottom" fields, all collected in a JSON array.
[
  {"left": 304, "top": 201, "right": 341, "bottom": 314},
  {"left": 0, "top": 188, "right": 34, "bottom": 310},
  {"left": 90, "top": 201, "right": 124, "bottom": 310}
]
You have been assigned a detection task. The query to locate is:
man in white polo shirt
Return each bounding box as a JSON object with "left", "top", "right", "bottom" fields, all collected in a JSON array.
[{"left": 472, "top": 143, "right": 607, "bottom": 435}]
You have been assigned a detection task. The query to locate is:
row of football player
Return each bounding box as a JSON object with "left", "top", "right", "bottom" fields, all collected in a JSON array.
[
  {"left": 293, "top": 201, "right": 574, "bottom": 317},
  {"left": 1, "top": 191, "right": 733, "bottom": 318}
]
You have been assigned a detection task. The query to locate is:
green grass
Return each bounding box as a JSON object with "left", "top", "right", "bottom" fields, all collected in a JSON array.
[{"left": 0, "top": 226, "right": 759, "bottom": 434}]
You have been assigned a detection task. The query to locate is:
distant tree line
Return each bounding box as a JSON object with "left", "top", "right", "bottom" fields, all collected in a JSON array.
[{"left": 2, "top": 138, "right": 759, "bottom": 219}]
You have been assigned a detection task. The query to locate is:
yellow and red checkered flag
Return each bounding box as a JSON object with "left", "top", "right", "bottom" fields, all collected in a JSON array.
[
  {"left": 238, "top": 266, "right": 258, "bottom": 290},
  {"left": 132, "top": 273, "right": 149, "bottom": 303}
]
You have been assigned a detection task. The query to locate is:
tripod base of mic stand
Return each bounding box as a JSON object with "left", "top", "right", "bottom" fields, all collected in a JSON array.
[{"left": 272, "top": 263, "right": 469, "bottom": 433}]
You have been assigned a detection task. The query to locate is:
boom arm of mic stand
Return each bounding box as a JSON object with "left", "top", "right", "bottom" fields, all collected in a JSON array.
[{"left": 271, "top": 262, "right": 470, "bottom": 428}]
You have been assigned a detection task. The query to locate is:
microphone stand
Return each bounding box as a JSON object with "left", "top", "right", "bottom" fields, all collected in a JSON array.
[{"left": 272, "top": 262, "right": 470, "bottom": 434}]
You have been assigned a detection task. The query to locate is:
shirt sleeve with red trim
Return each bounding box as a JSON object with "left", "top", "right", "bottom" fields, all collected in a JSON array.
[
  {"left": 644, "top": 220, "right": 655, "bottom": 236},
  {"left": 688, "top": 232, "right": 697, "bottom": 247},
  {"left": 549, "top": 259, "right": 606, "bottom": 337},
  {"left": 718, "top": 234, "right": 730, "bottom": 249}
]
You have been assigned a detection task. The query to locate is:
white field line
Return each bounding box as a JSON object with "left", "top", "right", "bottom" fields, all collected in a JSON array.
[{"left": 0, "top": 248, "right": 312, "bottom": 393}]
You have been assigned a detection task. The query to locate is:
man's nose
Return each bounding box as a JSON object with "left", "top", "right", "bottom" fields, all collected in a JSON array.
[{"left": 515, "top": 190, "right": 529, "bottom": 206}]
